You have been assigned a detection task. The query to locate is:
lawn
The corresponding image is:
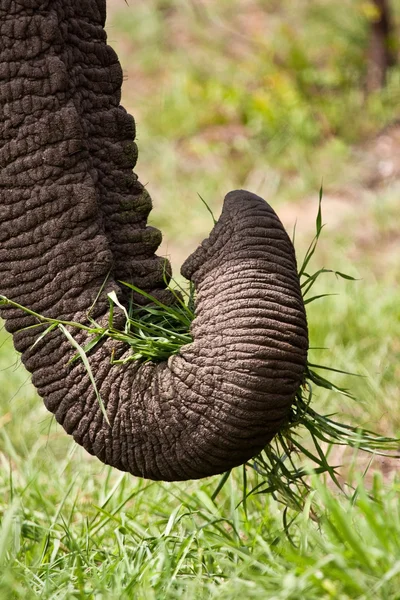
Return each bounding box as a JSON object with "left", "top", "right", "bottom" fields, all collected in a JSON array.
[{"left": 1, "top": 0, "right": 400, "bottom": 598}]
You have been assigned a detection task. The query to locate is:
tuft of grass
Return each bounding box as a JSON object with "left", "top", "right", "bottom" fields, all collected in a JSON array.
[
  {"left": 106, "top": 281, "right": 195, "bottom": 364},
  {"left": 1, "top": 190, "right": 399, "bottom": 515},
  {"left": 2, "top": 441, "right": 400, "bottom": 599}
]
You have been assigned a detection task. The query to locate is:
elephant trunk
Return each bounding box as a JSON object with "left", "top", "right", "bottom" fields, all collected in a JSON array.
[
  {"left": 0, "top": 0, "right": 308, "bottom": 481},
  {"left": 82, "top": 190, "right": 307, "bottom": 481}
]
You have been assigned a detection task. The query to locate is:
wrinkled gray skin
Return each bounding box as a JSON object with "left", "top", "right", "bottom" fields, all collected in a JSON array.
[{"left": 0, "top": 0, "right": 308, "bottom": 481}]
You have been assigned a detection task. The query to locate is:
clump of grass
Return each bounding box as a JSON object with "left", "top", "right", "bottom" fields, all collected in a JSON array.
[
  {"left": 248, "top": 370, "right": 400, "bottom": 516},
  {"left": 106, "top": 281, "right": 195, "bottom": 364},
  {"left": 1, "top": 190, "right": 399, "bottom": 513}
]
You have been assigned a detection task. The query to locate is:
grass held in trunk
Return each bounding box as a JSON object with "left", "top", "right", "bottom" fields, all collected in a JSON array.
[{"left": 0, "top": 191, "right": 398, "bottom": 512}]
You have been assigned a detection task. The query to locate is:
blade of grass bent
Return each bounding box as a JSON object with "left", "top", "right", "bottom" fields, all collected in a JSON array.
[{"left": 58, "top": 324, "right": 110, "bottom": 426}]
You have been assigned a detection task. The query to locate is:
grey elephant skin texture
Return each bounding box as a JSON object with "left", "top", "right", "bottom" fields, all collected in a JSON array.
[{"left": 0, "top": 0, "right": 308, "bottom": 481}]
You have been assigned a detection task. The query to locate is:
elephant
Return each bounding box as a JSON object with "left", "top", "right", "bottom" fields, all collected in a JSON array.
[{"left": 0, "top": 0, "right": 308, "bottom": 481}]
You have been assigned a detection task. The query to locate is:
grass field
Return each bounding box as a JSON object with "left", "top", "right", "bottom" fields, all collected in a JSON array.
[{"left": 1, "top": 0, "right": 400, "bottom": 597}]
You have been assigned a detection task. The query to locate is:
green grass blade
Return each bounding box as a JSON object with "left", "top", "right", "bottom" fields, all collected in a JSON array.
[
  {"left": 197, "top": 193, "right": 217, "bottom": 224},
  {"left": 58, "top": 324, "right": 110, "bottom": 426}
]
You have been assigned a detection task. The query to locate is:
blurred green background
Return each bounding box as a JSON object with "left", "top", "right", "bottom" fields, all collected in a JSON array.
[
  {"left": 1, "top": 1, "right": 400, "bottom": 597},
  {"left": 107, "top": 0, "right": 400, "bottom": 278}
]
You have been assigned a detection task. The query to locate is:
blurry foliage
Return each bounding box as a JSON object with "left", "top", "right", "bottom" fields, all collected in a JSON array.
[{"left": 112, "top": 0, "right": 400, "bottom": 172}]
